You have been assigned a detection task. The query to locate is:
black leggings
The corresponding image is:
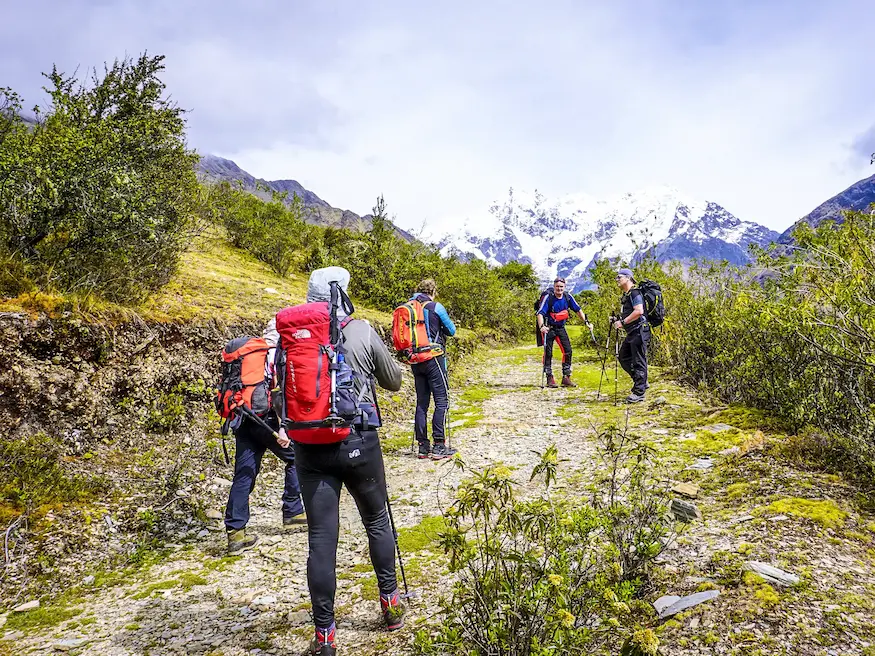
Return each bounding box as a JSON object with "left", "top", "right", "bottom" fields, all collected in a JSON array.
[
  {"left": 294, "top": 430, "right": 397, "bottom": 628},
  {"left": 543, "top": 325, "right": 573, "bottom": 376}
]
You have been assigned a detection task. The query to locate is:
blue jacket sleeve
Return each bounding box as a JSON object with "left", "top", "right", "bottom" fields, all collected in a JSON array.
[
  {"left": 567, "top": 293, "right": 581, "bottom": 312},
  {"left": 537, "top": 296, "right": 549, "bottom": 316},
  {"left": 435, "top": 302, "right": 456, "bottom": 336}
]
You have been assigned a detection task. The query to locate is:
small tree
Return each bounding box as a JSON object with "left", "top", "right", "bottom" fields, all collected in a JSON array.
[{"left": 0, "top": 53, "right": 200, "bottom": 301}]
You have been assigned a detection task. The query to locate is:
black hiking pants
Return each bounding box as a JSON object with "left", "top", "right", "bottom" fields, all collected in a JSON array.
[
  {"left": 618, "top": 323, "right": 650, "bottom": 395},
  {"left": 225, "top": 413, "right": 304, "bottom": 531},
  {"left": 294, "top": 429, "right": 397, "bottom": 629},
  {"left": 412, "top": 355, "right": 450, "bottom": 447},
  {"left": 543, "top": 325, "right": 573, "bottom": 376}
]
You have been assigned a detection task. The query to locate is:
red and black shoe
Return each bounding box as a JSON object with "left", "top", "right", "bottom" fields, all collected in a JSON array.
[
  {"left": 311, "top": 623, "right": 336, "bottom": 656},
  {"left": 380, "top": 589, "right": 405, "bottom": 631},
  {"left": 545, "top": 374, "right": 558, "bottom": 388}
]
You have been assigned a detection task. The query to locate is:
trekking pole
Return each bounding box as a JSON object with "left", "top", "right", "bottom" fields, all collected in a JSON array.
[
  {"left": 437, "top": 356, "right": 452, "bottom": 450},
  {"left": 385, "top": 493, "right": 417, "bottom": 600},
  {"left": 540, "top": 331, "right": 549, "bottom": 388},
  {"left": 596, "top": 319, "right": 613, "bottom": 400},
  {"left": 614, "top": 327, "right": 620, "bottom": 405},
  {"left": 237, "top": 406, "right": 280, "bottom": 440}
]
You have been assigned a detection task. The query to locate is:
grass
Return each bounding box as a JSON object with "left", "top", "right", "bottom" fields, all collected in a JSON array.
[
  {"left": 1, "top": 227, "right": 394, "bottom": 328},
  {"left": 397, "top": 515, "right": 446, "bottom": 553},
  {"left": 765, "top": 498, "right": 848, "bottom": 530},
  {"left": 678, "top": 428, "right": 746, "bottom": 456},
  {"left": 3, "top": 597, "right": 83, "bottom": 633}
]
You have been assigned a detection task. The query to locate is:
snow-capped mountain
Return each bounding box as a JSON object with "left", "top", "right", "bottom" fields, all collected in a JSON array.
[{"left": 438, "top": 186, "right": 779, "bottom": 291}]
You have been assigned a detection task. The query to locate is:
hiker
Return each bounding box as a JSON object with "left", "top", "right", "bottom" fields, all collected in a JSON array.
[
  {"left": 281, "top": 266, "right": 405, "bottom": 656},
  {"left": 536, "top": 277, "right": 590, "bottom": 387},
  {"left": 223, "top": 321, "right": 306, "bottom": 555},
  {"left": 613, "top": 267, "right": 650, "bottom": 403},
  {"left": 407, "top": 278, "right": 457, "bottom": 460}
]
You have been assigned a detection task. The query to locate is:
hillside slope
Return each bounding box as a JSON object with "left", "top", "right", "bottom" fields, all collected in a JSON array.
[
  {"left": 197, "top": 154, "right": 415, "bottom": 242},
  {"left": 778, "top": 173, "right": 875, "bottom": 244}
]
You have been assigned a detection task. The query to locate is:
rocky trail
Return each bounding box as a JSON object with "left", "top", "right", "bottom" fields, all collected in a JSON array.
[{"left": 4, "top": 341, "right": 875, "bottom": 656}]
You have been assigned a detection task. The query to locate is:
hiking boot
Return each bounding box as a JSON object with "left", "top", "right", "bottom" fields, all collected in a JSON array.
[
  {"left": 561, "top": 375, "right": 576, "bottom": 387},
  {"left": 311, "top": 623, "right": 336, "bottom": 655},
  {"left": 282, "top": 512, "right": 307, "bottom": 529},
  {"left": 380, "top": 590, "right": 405, "bottom": 630},
  {"left": 545, "top": 374, "right": 558, "bottom": 388},
  {"left": 430, "top": 442, "right": 457, "bottom": 460},
  {"left": 310, "top": 642, "right": 336, "bottom": 656},
  {"left": 625, "top": 393, "right": 645, "bottom": 404},
  {"left": 226, "top": 528, "right": 258, "bottom": 555},
  {"left": 417, "top": 443, "right": 431, "bottom": 459}
]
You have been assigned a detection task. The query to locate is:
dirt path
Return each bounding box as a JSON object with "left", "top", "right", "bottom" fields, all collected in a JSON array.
[{"left": 5, "top": 343, "right": 875, "bottom": 655}]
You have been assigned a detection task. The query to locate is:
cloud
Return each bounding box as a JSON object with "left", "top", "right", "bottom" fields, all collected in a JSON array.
[
  {"left": 850, "top": 124, "right": 875, "bottom": 163},
  {"left": 3, "top": 0, "right": 875, "bottom": 234}
]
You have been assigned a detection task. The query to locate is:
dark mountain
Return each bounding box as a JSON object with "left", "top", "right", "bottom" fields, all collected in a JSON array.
[
  {"left": 197, "top": 154, "right": 414, "bottom": 242},
  {"left": 778, "top": 173, "right": 875, "bottom": 243}
]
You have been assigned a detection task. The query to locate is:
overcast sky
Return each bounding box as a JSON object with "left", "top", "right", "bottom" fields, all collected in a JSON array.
[{"left": 3, "top": 0, "right": 874, "bottom": 234}]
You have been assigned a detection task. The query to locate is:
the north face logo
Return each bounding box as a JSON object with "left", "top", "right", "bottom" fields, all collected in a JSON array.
[
  {"left": 293, "top": 329, "right": 311, "bottom": 339},
  {"left": 349, "top": 449, "right": 361, "bottom": 458}
]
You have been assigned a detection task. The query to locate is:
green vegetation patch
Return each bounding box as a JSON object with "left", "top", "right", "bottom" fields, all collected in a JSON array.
[
  {"left": 397, "top": 515, "right": 446, "bottom": 553},
  {"left": 0, "top": 432, "right": 105, "bottom": 515},
  {"left": 679, "top": 428, "right": 745, "bottom": 456},
  {"left": 3, "top": 601, "right": 83, "bottom": 633},
  {"left": 766, "top": 498, "right": 848, "bottom": 530}
]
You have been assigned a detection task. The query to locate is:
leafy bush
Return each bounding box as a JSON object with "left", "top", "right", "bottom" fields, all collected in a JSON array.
[
  {"left": 0, "top": 433, "right": 104, "bottom": 511},
  {"left": 0, "top": 54, "right": 200, "bottom": 302},
  {"left": 598, "top": 209, "right": 875, "bottom": 481},
  {"left": 210, "top": 181, "right": 316, "bottom": 276},
  {"left": 415, "top": 426, "right": 675, "bottom": 655}
]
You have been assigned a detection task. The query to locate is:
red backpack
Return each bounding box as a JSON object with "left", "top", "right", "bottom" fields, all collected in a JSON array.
[
  {"left": 275, "top": 282, "right": 369, "bottom": 444},
  {"left": 215, "top": 335, "right": 276, "bottom": 461},
  {"left": 392, "top": 298, "right": 443, "bottom": 364}
]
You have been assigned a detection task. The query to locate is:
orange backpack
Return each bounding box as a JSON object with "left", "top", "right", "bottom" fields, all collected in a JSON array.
[{"left": 392, "top": 299, "right": 444, "bottom": 364}]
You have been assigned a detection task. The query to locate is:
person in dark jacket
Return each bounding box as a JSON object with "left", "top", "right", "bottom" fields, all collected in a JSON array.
[
  {"left": 283, "top": 267, "right": 405, "bottom": 656},
  {"left": 536, "top": 277, "right": 591, "bottom": 387},
  {"left": 613, "top": 267, "right": 650, "bottom": 403},
  {"left": 224, "top": 320, "right": 306, "bottom": 556},
  {"left": 408, "top": 278, "right": 457, "bottom": 460}
]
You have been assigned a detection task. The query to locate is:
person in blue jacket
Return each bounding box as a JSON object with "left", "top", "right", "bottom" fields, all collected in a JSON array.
[
  {"left": 537, "top": 277, "right": 591, "bottom": 387},
  {"left": 409, "top": 279, "right": 457, "bottom": 460}
]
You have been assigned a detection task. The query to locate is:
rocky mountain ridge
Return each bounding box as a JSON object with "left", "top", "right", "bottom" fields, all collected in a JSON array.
[
  {"left": 438, "top": 186, "right": 780, "bottom": 291},
  {"left": 197, "top": 154, "right": 415, "bottom": 242}
]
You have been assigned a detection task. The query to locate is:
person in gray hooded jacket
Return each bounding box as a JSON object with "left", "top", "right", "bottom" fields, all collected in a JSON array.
[{"left": 282, "top": 267, "right": 404, "bottom": 656}]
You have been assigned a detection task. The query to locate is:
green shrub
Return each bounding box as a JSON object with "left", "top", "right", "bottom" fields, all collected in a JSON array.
[
  {"left": 0, "top": 55, "right": 200, "bottom": 302},
  {"left": 0, "top": 432, "right": 104, "bottom": 511},
  {"left": 584, "top": 209, "right": 875, "bottom": 483},
  {"left": 414, "top": 428, "right": 675, "bottom": 655}
]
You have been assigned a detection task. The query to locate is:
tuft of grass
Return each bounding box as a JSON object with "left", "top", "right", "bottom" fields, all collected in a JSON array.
[
  {"left": 679, "top": 428, "right": 745, "bottom": 456},
  {"left": 726, "top": 482, "right": 752, "bottom": 500},
  {"left": 766, "top": 498, "right": 848, "bottom": 530},
  {"left": 202, "top": 555, "right": 240, "bottom": 572},
  {"left": 130, "top": 579, "right": 177, "bottom": 600},
  {"left": 4, "top": 603, "right": 82, "bottom": 633},
  {"left": 177, "top": 573, "right": 209, "bottom": 590},
  {"left": 397, "top": 515, "right": 446, "bottom": 553},
  {"left": 753, "top": 583, "right": 780, "bottom": 607},
  {"left": 381, "top": 434, "right": 414, "bottom": 454}
]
